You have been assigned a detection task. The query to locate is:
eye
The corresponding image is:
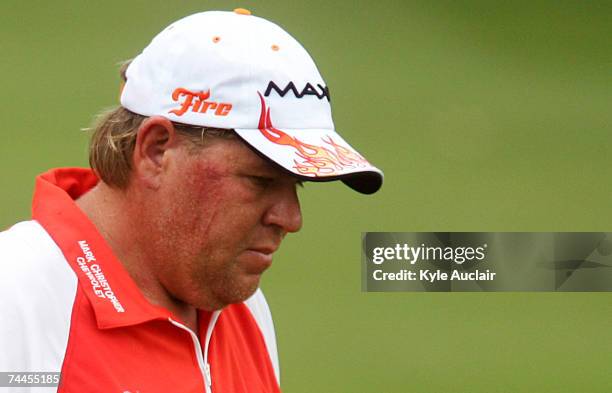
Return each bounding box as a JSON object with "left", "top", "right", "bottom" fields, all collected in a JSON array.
[{"left": 249, "top": 175, "right": 274, "bottom": 188}]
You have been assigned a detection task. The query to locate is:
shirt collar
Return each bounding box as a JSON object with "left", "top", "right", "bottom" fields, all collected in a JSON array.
[{"left": 32, "top": 168, "right": 174, "bottom": 329}]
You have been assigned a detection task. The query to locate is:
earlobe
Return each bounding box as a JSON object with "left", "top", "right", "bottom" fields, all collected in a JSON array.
[{"left": 132, "top": 116, "right": 177, "bottom": 189}]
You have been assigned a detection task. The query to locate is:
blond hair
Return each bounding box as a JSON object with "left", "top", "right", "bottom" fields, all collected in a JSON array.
[{"left": 88, "top": 60, "right": 233, "bottom": 189}]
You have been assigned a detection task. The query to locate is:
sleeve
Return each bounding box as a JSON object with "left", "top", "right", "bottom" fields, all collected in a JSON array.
[
  {"left": 0, "top": 221, "right": 77, "bottom": 393},
  {"left": 243, "top": 288, "right": 280, "bottom": 385}
]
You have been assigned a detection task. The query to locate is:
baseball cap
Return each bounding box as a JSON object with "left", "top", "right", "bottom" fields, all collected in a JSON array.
[{"left": 121, "top": 9, "right": 383, "bottom": 194}]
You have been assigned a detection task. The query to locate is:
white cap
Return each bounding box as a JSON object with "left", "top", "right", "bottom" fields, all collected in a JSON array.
[{"left": 121, "top": 9, "right": 383, "bottom": 194}]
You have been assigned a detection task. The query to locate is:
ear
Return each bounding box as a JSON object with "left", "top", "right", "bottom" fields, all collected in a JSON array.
[{"left": 132, "top": 116, "right": 178, "bottom": 189}]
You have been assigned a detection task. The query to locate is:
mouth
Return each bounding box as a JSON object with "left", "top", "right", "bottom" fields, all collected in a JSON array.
[
  {"left": 250, "top": 245, "right": 278, "bottom": 255},
  {"left": 241, "top": 246, "right": 277, "bottom": 274}
]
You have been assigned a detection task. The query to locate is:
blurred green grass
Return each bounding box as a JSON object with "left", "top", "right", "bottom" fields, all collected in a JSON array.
[{"left": 2, "top": 1, "right": 611, "bottom": 392}]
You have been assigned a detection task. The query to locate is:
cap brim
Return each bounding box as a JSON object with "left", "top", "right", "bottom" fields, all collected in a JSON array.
[{"left": 234, "top": 127, "right": 383, "bottom": 194}]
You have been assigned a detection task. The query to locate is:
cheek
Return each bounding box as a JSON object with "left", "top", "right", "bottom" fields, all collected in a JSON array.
[
  {"left": 174, "top": 160, "right": 225, "bottom": 207},
  {"left": 159, "top": 159, "right": 262, "bottom": 258},
  {"left": 166, "top": 160, "right": 253, "bottom": 250},
  {"left": 151, "top": 162, "right": 223, "bottom": 255}
]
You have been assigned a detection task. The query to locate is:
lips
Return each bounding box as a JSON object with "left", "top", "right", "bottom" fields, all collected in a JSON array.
[
  {"left": 249, "top": 245, "right": 278, "bottom": 255},
  {"left": 241, "top": 245, "right": 278, "bottom": 274}
]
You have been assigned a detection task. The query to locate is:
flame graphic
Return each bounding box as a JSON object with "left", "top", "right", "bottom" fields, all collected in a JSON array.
[{"left": 257, "top": 93, "right": 369, "bottom": 177}]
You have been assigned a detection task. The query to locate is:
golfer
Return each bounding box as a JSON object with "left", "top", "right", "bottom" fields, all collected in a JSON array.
[{"left": 0, "top": 9, "right": 382, "bottom": 393}]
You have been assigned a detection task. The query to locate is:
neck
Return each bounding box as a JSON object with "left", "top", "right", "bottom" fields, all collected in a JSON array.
[{"left": 76, "top": 182, "right": 198, "bottom": 331}]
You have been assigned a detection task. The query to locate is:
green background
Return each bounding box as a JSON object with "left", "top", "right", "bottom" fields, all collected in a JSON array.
[{"left": 2, "top": 1, "right": 611, "bottom": 392}]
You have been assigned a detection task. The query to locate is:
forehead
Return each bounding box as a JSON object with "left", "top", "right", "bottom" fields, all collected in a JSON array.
[{"left": 192, "top": 135, "right": 289, "bottom": 176}]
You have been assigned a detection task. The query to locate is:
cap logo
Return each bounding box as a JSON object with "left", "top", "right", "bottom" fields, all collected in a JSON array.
[
  {"left": 169, "top": 88, "right": 233, "bottom": 117},
  {"left": 264, "top": 81, "right": 330, "bottom": 101},
  {"left": 257, "top": 92, "right": 368, "bottom": 176}
]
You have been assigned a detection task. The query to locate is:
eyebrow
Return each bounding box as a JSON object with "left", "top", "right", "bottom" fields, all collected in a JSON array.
[{"left": 243, "top": 156, "right": 274, "bottom": 170}]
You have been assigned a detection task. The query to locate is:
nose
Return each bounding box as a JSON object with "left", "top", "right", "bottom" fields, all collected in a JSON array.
[{"left": 263, "top": 182, "right": 303, "bottom": 234}]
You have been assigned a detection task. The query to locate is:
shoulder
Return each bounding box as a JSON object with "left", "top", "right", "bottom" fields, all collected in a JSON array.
[
  {"left": 0, "top": 220, "right": 76, "bottom": 289},
  {"left": 1, "top": 220, "right": 64, "bottom": 265},
  {"left": 0, "top": 220, "right": 78, "bottom": 372},
  {"left": 244, "top": 288, "right": 280, "bottom": 383}
]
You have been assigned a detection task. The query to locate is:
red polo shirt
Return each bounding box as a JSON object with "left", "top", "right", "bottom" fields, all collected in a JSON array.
[{"left": 0, "top": 168, "right": 281, "bottom": 393}]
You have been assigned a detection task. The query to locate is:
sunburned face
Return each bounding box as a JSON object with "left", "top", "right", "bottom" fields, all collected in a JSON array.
[{"left": 146, "top": 136, "right": 303, "bottom": 311}]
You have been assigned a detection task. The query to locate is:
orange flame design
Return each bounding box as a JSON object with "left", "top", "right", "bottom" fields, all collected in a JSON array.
[{"left": 257, "top": 93, "right": 370, "bottom": 177}]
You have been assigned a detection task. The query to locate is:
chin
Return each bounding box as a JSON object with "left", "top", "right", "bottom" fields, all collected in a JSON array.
[
  {"left": 190, "top": 273, "right": 261, "bottom": 310},
  {"left": 192, "top": 288, "right": 258, "bottom": 312},
  {"left": 218, "top": 282, "right": 261, "bottom": 308}
]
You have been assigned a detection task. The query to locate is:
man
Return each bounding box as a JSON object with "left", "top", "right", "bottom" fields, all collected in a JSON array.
[{"left": 0, "top": 9, "right": 382, "bottom": 393}]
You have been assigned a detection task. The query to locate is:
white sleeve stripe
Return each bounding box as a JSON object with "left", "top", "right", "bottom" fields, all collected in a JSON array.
[{"left": 243, "top": 288, "right": 280, "bottom": 385}]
